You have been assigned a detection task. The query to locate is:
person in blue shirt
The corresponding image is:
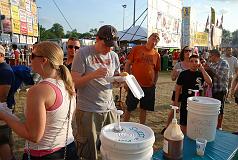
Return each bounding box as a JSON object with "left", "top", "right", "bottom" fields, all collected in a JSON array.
[{"left": 0, "top": 45, "right": 15, "bottom": 160}]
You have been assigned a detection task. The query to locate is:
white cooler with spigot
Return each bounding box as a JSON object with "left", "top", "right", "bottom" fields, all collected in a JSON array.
[
  {"left": 100, "top": 122, "right": 155, "bottom": 160},
  {"left": 187, "top": 96, "right": 221, "bottom": 142}
]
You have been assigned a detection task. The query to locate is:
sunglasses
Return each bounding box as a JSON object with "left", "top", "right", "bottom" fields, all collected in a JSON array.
[
  {"left": 67, "top": 45, "right": 80, "bottom": 50},
  {"left": 185, "top": 50, "right": 192, "bottom": 52},
  {"left": 30, "top": 53, "right": 44, "bottom": 60}
]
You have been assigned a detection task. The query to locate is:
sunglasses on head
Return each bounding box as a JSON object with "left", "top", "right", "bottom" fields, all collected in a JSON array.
[
  {"left": 30, "top": 53, "right": 44, "bottom": 60},
  {"left": 67, "top": 45, "right": 80, "bottom": 50},
  {"left": 100, "top": 36, "right": 118, "bottom": 41}
]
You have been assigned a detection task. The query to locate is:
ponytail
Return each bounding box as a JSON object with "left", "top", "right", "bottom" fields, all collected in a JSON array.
[{"left": 58, "top": 65, "right": 75, "bottom": 98}]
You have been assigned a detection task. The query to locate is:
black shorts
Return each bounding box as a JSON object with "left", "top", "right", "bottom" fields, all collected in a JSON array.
[
  {"left": 0, "top": 125, "right": 11, "bottom": 145},
  {"left": 171, "top": 91, "right": 182, "bottom": 102},
  {"left": 235, "top": 97, "right": 238, "bottom": 104},
  {"left": 125, "top": 86, "right": 155, "bottom": 112},
  {"left": 179, "top": 106, "right": 188, "bottom": 126}
]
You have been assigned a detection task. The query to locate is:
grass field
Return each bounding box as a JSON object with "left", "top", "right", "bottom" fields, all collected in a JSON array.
[{"left": 12, "top": 71, "right": 238, "bottom": 159}]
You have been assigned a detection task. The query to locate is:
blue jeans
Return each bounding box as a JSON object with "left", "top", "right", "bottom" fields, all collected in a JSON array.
[{"left": 22, "top": 142, "right": 78, "bottom": 160}]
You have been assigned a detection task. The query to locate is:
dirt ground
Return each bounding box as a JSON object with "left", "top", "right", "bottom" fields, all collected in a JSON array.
[{"left": 12, "top": 71, "right": 238, "bottom": 159}]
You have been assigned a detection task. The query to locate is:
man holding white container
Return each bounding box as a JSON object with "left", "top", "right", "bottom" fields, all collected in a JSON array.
[
  {"left": 124, "top": 33, "right": 161, "bottom": 124},
  {"left": 71, "top": 25, "right": 121, "bottom": 160}
]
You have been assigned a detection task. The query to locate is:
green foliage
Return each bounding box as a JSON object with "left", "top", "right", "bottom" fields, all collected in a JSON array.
[
  {"left": 89, "top": 28, "right": 97, "bottom": 36},
  {"left": 65, "top": 29, "right": 80, "bottom": 38},
  {"left": 221, "top": 29, "right": 232, "bottom": 47},
  {"left": 232, "top": 30, "right": 238, "bottom": 47},
  {"left": 39, "top": 23, "right": 97, "bottom": 41},
  {"left": 49, "top": 23, "right": 64, "bottom": 38}
]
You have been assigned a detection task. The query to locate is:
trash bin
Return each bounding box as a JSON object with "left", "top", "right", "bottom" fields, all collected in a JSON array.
[{"left": 162, "top": 54, "right": 169, "bottom": 71}]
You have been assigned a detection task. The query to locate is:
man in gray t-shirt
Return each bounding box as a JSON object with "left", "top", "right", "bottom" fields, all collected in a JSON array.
[{"left": 71, "top": 25, "right": 120, "bottom": 160}]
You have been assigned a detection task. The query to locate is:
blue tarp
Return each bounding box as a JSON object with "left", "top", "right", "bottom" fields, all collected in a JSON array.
[{"left": 153, "top": 130, "right": 238, "bottom": 160}]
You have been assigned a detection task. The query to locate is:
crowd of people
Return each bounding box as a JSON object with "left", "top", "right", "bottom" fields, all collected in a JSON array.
[{"left": 0, "top": 24, "right": 237, "bottom": 159}]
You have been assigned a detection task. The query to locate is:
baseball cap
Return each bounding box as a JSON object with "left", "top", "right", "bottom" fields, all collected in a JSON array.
[
  {"left": 97, "top": 25, "right": 118, "bottom": 47},
  {"left": 210, "top": 49, "right": 220, "bottom": 56},
  {"left": 0, "top": 45, "right": 5, "bottom": 56}
]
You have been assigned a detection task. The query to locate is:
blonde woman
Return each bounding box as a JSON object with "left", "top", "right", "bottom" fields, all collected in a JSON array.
[{"left": 0, "top": 42, "right": 78, "bottom": 159}]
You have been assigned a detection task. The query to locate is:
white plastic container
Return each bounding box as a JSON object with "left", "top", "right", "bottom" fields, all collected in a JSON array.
[
  {"left": 100, "top": 122, "right": 155, "bottom": 160},
  {"left": 187, "top": 96, "right": 221, "bottom": 142},
  {"left": 125, "top": 75, "right": 144, "bottom": 99},
  {"left": 105, "top": 75, "right": 144, "bottom": 99}
]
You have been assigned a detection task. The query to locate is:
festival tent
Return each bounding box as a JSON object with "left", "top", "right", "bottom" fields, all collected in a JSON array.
[{"left": 118, "top": 25, "right": 147, "bottom": 42}]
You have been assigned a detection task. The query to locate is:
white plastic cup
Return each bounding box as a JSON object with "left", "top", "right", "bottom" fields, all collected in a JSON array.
[{"left": 196, "top": 138, "right": 207, "bottom": 156}]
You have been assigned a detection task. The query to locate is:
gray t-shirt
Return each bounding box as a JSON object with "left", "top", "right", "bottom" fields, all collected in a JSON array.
[
  {"left": 223, "top": 56, "right": 238, "bottom": 78},
  {"left": 71, "top": 45, "right": 120, "bottom": 112}
]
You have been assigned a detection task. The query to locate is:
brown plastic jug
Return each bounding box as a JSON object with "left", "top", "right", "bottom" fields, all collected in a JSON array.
[{"left": 163, "top": 106, "right": 184, "bottom": 160}]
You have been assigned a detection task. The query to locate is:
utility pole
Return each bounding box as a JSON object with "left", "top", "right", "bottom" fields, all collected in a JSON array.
[
  {"left": 133, "top": 0, "right": 136, "bottom": 26},
  {"left": 122, "top": 4, "right": 127, "bottom": 30}
]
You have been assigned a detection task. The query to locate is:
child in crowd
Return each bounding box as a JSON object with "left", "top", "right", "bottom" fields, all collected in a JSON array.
[{"left": 173, "top": 54, "right": 212, "bottom": 133}]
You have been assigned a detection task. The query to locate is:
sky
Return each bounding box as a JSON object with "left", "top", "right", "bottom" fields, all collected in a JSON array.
[{"left": 36, "top": 0, "right": 238, "bottom": 33}]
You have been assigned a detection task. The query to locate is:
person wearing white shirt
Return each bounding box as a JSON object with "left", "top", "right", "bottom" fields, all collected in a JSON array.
[{"left": 223, "top": 47, "right": 238, "bottom": 103}]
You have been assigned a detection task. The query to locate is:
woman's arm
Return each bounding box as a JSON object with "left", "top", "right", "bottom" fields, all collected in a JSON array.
[{"left": 0, "top": 84, "right": 50, "bottom": 143}]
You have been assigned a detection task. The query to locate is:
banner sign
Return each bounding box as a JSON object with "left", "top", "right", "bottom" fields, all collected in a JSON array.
[
  {"left": 1, "top": 2, "right": 11, "bottom": 18},
  {"left": 19, "top": 0, "right": 26, "bottom": 9},
  {"left": 33, "top": 37, "right": 38, "bottom": 44},
  {"left": 20, "top": 21, "right": 27, "bottom": 35},
  {"left": 27, "top": 22, "right": 33, "bottom": 36},
  {"left": 31, "top": 2, "right": 37, "bottom": 15},
  {"left": 33, "top": 15, "right": 38, "bottom": 24},
  {"left": 33, "top": 23, "right": 38, "bottom": 37},
  {"left": 211, "top": 7, "right": 215, "bottom": 26},
  {"left": 20, "top": 34, "right": 27, "bottom": 43},
  {"left": 27, "top": 36, "right": 33, "bottom": 44},
  {"left": 19, "top": 9, "right": 27, "bottom": 22},
  {"left": 193, "top": 32, "right": 208, "bottom": 46},
  {"left": 1, "top": 0, "right": 10, "bottom": 3},
  {"left": 25, "top": 0, "right": 31, "bottom": 12},
  {"left": 10, "top": 0, "right": 20, "bottom": 6},
  {"left": 211, "top": 26, "right": 222, "bottom": 47},
  {"left": 11, "top": 5, "right": 20, "bottom": 20},
  {"left": 181, "top": 7, "right": 191, "bottom": 47},
  {"left": 26, "top": 11, "right": 32, "bottom": 23},
  {"left": 12, "top": 19, "right": 20, "bottom": 34},
  {"left": 12, "top": 34, "right": 19, "bottom": 43},
  {"left": 147, "top": 0, "right": 182, "bottom": 48},
  {"left": 0, "top": 33, "right": 11, "bottom": 44}
]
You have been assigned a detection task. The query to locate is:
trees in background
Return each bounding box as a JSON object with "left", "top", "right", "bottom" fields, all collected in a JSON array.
[
  {"left": 221, "top": 29, "right": 238, "bottom": 47},
  {"left": 39, "top": 23, "right": 97, "bottom": 40},
  {"left": 232, "top": 30, "right": 238, "bottom": 47},
  {"left": 40, "top": 23, "right": 238, "bottom": 47},
  {"left": 221, "top": 29, "right": 232, "bottom": 47}
]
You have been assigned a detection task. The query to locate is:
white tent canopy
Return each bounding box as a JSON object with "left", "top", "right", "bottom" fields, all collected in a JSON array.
[{"left": 118, "top": 25, "right": 148, "bottom": 42}]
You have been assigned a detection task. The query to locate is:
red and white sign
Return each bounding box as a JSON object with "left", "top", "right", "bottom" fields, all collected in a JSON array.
[{"left": 20, "top": 21, "right": 28, "bottom": 35}]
